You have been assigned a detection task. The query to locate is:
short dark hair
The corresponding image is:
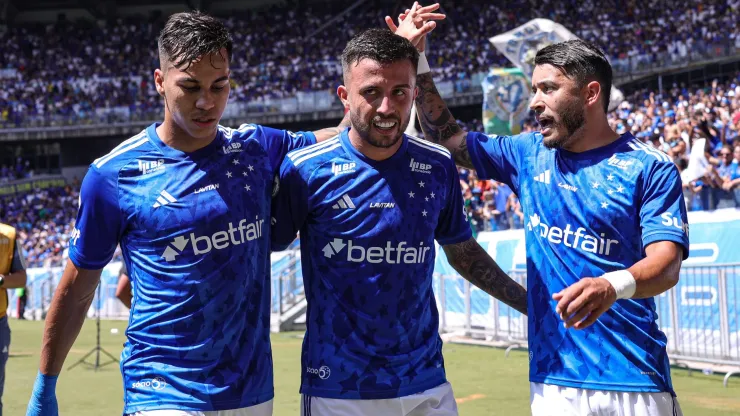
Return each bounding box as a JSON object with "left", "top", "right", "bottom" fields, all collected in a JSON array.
[
  {"left": 158, "top": 11, "right": 233, "bottom": 70},
  {"left": 341, "top": 29, "right": 419, "bottom": 80},
  {"left": 534, "top": 39, "right": 612, "bottom": 113}
]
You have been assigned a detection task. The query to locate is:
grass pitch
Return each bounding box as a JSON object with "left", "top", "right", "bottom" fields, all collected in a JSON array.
[{"left": 4, "top": 319, "right": 740, "bottom": 415}]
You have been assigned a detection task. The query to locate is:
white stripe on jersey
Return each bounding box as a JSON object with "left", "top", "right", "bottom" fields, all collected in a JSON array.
[
  {"left": 93, "top": 132, "right": 146, "bottom": 166},
  {"left": 219, "top": 124, "right": 257, "bottom": 138},
  {"left": 293, "top": 143, "right": 343, "bottom": 166},
  {"left": 628, "top": 139, "right": 671, "bottom": 162},
  {"left": 95, "top": 135, "right": 149, "bottom": 168},
  {"left": 288, "top": 138, "right": 340, "bottom": 161},
  {"left": 632, "top": 139, "right": 671, "bottom": 162},
  {"left": 408, "top": 136, "right": 452, "bottom": 156},
  {"left": 408, "top": 137, "right": 452, "bottom": 159}
]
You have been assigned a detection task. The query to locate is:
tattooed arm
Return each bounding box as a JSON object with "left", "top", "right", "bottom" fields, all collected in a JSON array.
[
  {"left": 313, "top": 111, "right": 352, "bottom": 142},
  {"left": 443, "top": 237, "right": 527, "bottom": 315},
  {"left": 415, "top": 74, "right": 473, "bottom": 169}
]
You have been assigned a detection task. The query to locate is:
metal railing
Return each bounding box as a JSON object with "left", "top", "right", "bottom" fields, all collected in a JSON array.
[{"left": 435, "top": 263, "right": 740, "bottom": 386}]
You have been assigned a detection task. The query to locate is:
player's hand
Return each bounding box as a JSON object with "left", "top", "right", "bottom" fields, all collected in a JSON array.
[
  {"left": 26, "top": 372, "right": 59, "bottom": 416},
  {"left": 385, "top": 2, "right": 445, "bottom": 52},
  {"left": 552, "top": 277, "right": 617, "bottom": 330},
  {"left": 26, "top": 394, "right": 58, "bottom": 416}
]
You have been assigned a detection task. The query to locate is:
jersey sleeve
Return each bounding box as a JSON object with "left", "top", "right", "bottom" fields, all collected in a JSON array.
[
  {"left": 68, "top": 165, "right": 126, "bottom": 269},
  {"left": 258, "top": 125, "right": 316, "bottom": 176},
  {"left": 466, "top": 131, "right": 530, "bottom": 191},
  {"left": 639, "top": 162, "right": 690, "bottom": 259},
  {"left": 435, "top": 159, "right": 474, "bottom": 245},
  {"left": 10, "top": 237, "right": 26, "bottom": 272},
  {"left": 271, "top": 158, "right": 310, "bottom": 252}
]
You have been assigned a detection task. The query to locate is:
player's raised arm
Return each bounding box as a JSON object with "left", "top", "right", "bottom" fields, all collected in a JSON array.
[
  {"left": 387, "top": 3, "right": 471, "bottom": 168},
  {"left": 442, "top": 238, "right": 527, "bottom": 315}
]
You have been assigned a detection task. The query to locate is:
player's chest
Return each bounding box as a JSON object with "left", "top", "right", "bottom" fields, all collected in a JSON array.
[
  {"left": 121, "top": 152, "right": 274, "bottom": 236},
  {"left": 309, "top": 164, "right": 447, "bottom": 237},
  {"left": 519, "top": 154, "right": 641, "bottom": 227}
]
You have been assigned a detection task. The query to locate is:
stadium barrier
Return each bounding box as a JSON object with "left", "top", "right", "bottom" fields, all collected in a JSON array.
[{"left": 434, "top": 263, "right": 740, "bottom": 387}]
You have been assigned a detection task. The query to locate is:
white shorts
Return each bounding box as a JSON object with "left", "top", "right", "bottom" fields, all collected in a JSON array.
[
  {"left": 530, "top": 383, "right": 683, "bottom": 416},
  {"left": 300, "top": 382, "right": 458, "bottom": 416},
  {"left": 129, "top": 399, "right": 273, "bottom": 416}
]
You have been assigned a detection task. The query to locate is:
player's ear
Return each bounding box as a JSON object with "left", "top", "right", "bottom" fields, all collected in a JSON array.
[
  {"left": 337, "top": 85, "right": 350, "bottom": 110},
  {"left": 584, "top": 80, "right": 601, "bottom": 110},
  {"left": 154, "top": 69, "right": 166, "bottom": 97},
  {"left": 413, "top": 85, "right": 419, "bottom": 101}
]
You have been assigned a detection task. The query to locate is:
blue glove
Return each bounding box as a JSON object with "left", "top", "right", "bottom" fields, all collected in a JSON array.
[{"left": 26, "top": 371, "right": 59, "bottom": 416}]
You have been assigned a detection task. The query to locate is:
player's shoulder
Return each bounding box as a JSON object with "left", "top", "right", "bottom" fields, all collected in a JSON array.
[
  {"left": 617, "top": 134, "right": 677, "bottom": 173},
  {"left": 405, "top": 134, "right": 454, "bottom": 166},
  {"left": 218, "top": 123, "right": 261, "bottom": 140},
  {"left": 284, "top": 136, "right": 344, "bottom": 173},
  {"left": 90, "top": 128, "right": 158, "bottom": 178}
]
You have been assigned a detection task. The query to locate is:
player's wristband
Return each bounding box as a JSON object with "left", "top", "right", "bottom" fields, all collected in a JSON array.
[
  {"left": 417, "top": 51, "right": 431, "bottom": 75},
  {"left": 601, "top": 270, "right": 636, "bottom": 300},
  {"left": 31, "top": 371, "right": 58, "bottom": 398}
]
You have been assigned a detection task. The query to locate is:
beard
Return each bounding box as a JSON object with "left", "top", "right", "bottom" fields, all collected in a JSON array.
[
  {"left": 350, "top": 110, "right": 410, "bottom": 149},
  {"left": 542, "top": 98, "right": 586, "bottom": 149}
]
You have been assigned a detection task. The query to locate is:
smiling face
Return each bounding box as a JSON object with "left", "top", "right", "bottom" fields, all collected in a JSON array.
[
  {"left": 338, "top": 58, "right": 417, "bottom": 150},
  {"left": 154, "top": 48, "right": 231, "bottom": 142},
  {"left": 529, "top": 64, "right": 587, "bottom": 149}
]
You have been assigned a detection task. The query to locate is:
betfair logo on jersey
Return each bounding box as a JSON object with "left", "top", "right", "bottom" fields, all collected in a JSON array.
[
  {"left": 661, "top": 212, "right": 689, "bottom": 236},
  {"left": 138, "top": 159, "right": 165, "bottom": 175},
  {"left": 223, "top": 142, "right": 243, "bottom": 154},
  {"left": 332, "top": 162, "right": 356, "bottom": 176},
  {"left": 527, "top": 214, "right": 620, "bottom": 256},
  {"left": 322, "top": 238, "right": 431, "bottom": 264},
  {"left": 161, "top": 217, "right": 265, "bottom": 262},
  {"left": 410, "top": 158, "right": 432, "bottom": 174}
]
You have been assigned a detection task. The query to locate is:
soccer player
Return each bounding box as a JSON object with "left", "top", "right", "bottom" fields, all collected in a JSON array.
[
  {"left": 391, "top": 7, "right": 689, "bottom": 414},
  {"left": 26, "top": 11, "right": 347, "bottom": 416},
  {"left": 271, "top": 28, "right": 527, "bottom": 416},
  {"left": 0, "top": 221, "right": 28, "bottom": 416}
]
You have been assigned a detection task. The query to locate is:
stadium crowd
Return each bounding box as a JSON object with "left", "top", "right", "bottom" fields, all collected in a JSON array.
[
  {"left": 2, "top": 72, "right": 740, "bottom": 265},
  {"left": 1, "top": 0, "right": 739, "bottom": 127}
]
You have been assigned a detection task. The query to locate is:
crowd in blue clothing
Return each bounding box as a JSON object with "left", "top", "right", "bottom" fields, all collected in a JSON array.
[{"left": 1, "top": 0, "right": 738, "bottom": 127}]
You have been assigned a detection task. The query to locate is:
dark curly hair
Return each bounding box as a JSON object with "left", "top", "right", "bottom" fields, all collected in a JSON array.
[
  {"left": 341, "top": 28, "right": 419, "bottom": 82},
  {"left": 158, "top": 11, "right": 233, "bottom": 70}
]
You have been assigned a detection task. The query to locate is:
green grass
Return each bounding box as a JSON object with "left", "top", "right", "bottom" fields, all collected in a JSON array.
[{"left": 5, "top": 319, "right": 740, "bottom": 415}]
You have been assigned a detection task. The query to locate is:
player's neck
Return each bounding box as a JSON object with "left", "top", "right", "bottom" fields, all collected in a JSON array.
[
  {"left": 348, "top": 129, "right": 403, "bottom": 162},
  {"left": 563, "top": 119, "right": 621, "bottom": 154},
  {"left": 156, "top": 120, "right": 217, "bottom": 153}
]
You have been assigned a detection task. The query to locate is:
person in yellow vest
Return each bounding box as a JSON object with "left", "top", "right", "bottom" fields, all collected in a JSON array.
[{"left": 0, "top": 222, "right": 28, "bottom": 416}]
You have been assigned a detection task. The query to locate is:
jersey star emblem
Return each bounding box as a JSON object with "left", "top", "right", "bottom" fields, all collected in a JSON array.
[
  {"left": 248, "top": 165, "right": 255, "bottom": 171},
  {"left": 408, "top": 191, "right": 415, "bottom": 198},
  {"left": 430, "top": 192, "right": 435, "bottom": 198},
  {"left": 425, "top": 197, "right": 429, "bottom": 202},
  {"left": 422, "top": 210, "right": 428, "bottom": 217},
  {"left": 617, "top": 185, "right": 625, "bottom": 193},
  {"left": 601, "top": 202, "right": 609, "bottom": 209},
  {"left": 592, "top": 182, "right": 600, "bottom": 189},
  {"left": 418, "top": 181, "right": 425, "bottom": 188},
  {"left": 244, "top": 185, "right": 251, "bottom": 192},
  {"left": 243, "top": 171, "right": 249, "bottom": 177},
  {"left": 226, "top": 171, "right": 233, "bottom": 178},
  {"left": 607, "top": 174, "right": 615, "bottom": 181},
  {"left": 232, "top": 159, "right": 239, "bottom": 165}
]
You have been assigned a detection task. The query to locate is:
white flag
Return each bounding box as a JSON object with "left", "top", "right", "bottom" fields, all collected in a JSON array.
[
  {"left": 682, "top": 138, "right": 710, "bottom": 183},
  {"left": 489, "top": 18, "right": 624, "bottom": 112}
]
